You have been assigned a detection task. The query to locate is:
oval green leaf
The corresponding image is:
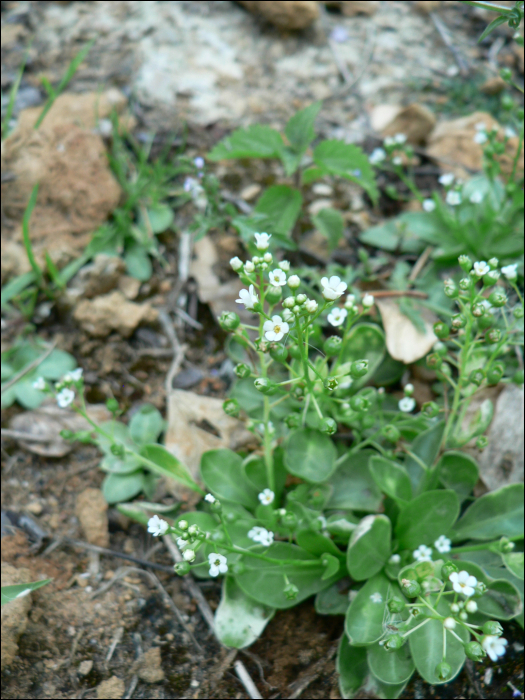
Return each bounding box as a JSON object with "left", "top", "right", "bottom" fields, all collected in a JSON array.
[
  {"left": 201, "top": 449, "right": 258, "bottom": 508},
  {"left": 436, "top": 451, "right": 479, "bottom": 501},
  {"left": 345, "top": 573, "right": 390, "bottom": 646},
  {"left": 340, "top": 324, "right": 385, "bottom": 389},
  {"left": 327, "top": 450, "right": 382, "bottom": 512},
  {"left": 140, "top": 443, "right": 200, "bottom": 491},
  {"left": 284, "top": 428, "right": 337, "bottom": 483},
  {"left": 102, "top": 472, "right": 145, "bottom": 504},
  {"left": 347, "top": 515, "right": 391, "bottom": 581},
  {"left": 214, "top": 577, "right": 274, "bottom": 649},
  {"left": 129, "top": 404, "right": 165, "bottom": 445},
  {"left": 367, "top": 642, "right": 415, "bottom": 686},
  {"left": 404, "top": 421, "right": 445, "bottom": 493},
  {"left": 369, "top": 456, "right": 412, "bottom": 504},
  {"left": 395, "top": 490, "right": 459, "bottom": 550},
  {"left": 503, "top": 552, "right": 524, "bottom": 581},
  {"left": 452, "top": 483, "right": 524, "bottom": 541},
  {"left": 337, "top": 634, "right": 368, "bottom": 699}
]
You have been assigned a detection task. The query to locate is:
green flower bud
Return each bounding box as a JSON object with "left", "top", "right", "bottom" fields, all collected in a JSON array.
[
  {"left": 451, "top": 313, "right": 467, "bottom": 329},
  {"left": 441, "top": 562, "right": 458, "bottom": 579},
  {"left": 464, "top": 641, "right": 485, "bottom": 662},
  {"left": 513, "top": 305, "right": 524, "bottom": 319},
  {"left": 254, "top": 378, "right": 278, "bottom": 395},
  {"left": 281, "top": 511, "right": 298, "bottom": 528},
  {"left": 485, "top": 328, "right": 502, "bottom": 344},
  {"left": 174, "top": 561, "right": 191, "bottom": 576},
  {"left": 219, "top": 311, "right": 241, "bottom": 331},
  {"left": 188, "top": 524, "right": 199, "bottom": 536},
  {"left": 285, "top": 413, "right": 301, "bottom": 429},
  {"left": 178, "top": 520, "right": 188, "bottom": 530},
  {"left": 385, "top": 634, "right": 405, "bottom": 651},
  {"left": 476, "top": 435, "right": 489, "bottom": 449},
  {"left": 296, "top": 293, "right": 307, "bottom": 304},
  {"left": 400, "top": 578, "right": 421, "bottom": 598},
  {"left": 266, "top": 285, "right": 282, "bottom": 304},
  {"left": 234, "top": 363, "right": 252, "bottom": 379},
  {"left": 320, "top": 417, "right": 337, "bottom": 435},
  {"left": 486, "top": 362, "right": 504, "bottom": 385},
  {"left": 433, "top": 322, "right": 450, "bottom": 339},
  {"left": 471, "top": 303, "right": 485, "bottom": 318},
  {"left": 288, "top": 345, "right": 302, "bottom": 359},
  {"left": 350, "top": 360, "right": 369, "bottom": 379},
  {"left": 382, "top": 424, "right": 401, "bottom": 443},
  {"left": 513, "top": 370, "right": 524, "bottom": 385},
  {"left": 474, "top": 581, "right": 488, "bottom": 597},
  {"left": 388, "top": 597, "right": 406, "bottom": 613},
  {"left": 223, "top": 398, "right": 240, "bottom": 417},
  {"left": 284, "top": 582, "right": 299, "bottom": 600},
  {"left": 435, "top": 661, "right": 452, "bottom": 681},
  {"left": 426, "top": 353, "right": 443, "bottom": 369},
  {"left": 282, "top": 296, "right": 296, "bottom": 309},
  {"left": 292, "top": 305, "right": 302, "bottom": 315},
  {"left": 324, "top": 377, "right": 339, "bottom": 391},
  {"left": 459, "top": 610, "right": 468, "bottom": 621},
  {"left": 210, "top": 499, "right": 222, "bottom": 513},
  {"left": 230, "top": 561, "right": 246, "bottom": 575},
  {"left": 106, "top": 398, "right": 120, "bottom": 413},
  {"left": 434, "top": 341, "right": 448, "bottom": 357},
  {"left": 60, "top": 429, "right": 74, "bottom": 441},
  {"left": 350, "top": 395, "right": 370, "bottom": 412},
  {"left": 444, "top": 280, "right": 458, "bottom": 298},
  {"left": 488, "top": 258, "right": 499, "bottom": 269},
  {"left": 458, "top": 255, "right": 472, "bottom": 273},
  {"left": 323, "top": 336, "right": 342, "bottom": 357},
  {"left": 478, "top": 313, "right": 494, "bottom": 330},
  {"left": 483, "top": 620, "right": 503, "bottom": 636},
  {"left": 499, "top": 537, "right": 515, "bottom": 553},
  {"left": 269, "top": 344, "right": 288, "bottom": 363},
  {"left": 459, "top": 277, "right": 473, "bottom": 291},
  {"left": 361, "top": 414, "right": 375, "bottom": 429},
  {"left": 500, "top": 67, "right": 512, "bottom": 82},
  {"left": 421, "top": 401, "right": 440, "bottom": 418},
  {"left": 469, "top": 369, "right": 485, "bottom": 387},
  {"left": 110, "top": 443, "right": 126, "bottom": 457},
  {"left": 488, "top": 290, "right": 507, "bottom": 308}
]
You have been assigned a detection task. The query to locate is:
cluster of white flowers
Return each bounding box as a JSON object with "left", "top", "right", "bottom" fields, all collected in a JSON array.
[
  {"left": 413, "top": 535, "right": 451, "bottom": 562},
  {"left": 34, "top": 368, "right": 84, "bottom": 409},
  {"left": 248, "top": 526, "right": 274, "bottom": 546}
]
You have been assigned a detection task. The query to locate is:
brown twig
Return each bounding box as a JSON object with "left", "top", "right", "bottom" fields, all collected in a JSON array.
[
  {"left": 408, "top": 246, "right": 434, "bottom": 282},
  {"left": 158, "top": 309, "right": 187, "bottom": 393},
  {"left": 364, "top": 290, "right": 428, "bottom": 299}
]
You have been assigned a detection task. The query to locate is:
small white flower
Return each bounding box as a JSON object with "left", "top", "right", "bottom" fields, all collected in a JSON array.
[
  {"left": 230, "top": 256, "right": 243, "bottom": 271},
  {"left": 258, "top": 488, "right": 275, "bottom": 506},
  {"left": 176, "top": 537, "right": 186, "bottom": 548},
  {"left": 404, "top": 383, "right": 414, "bottom": 396},
  {"left": 434, "top": 535, "right": 451, "bottom": 553},
  {"left": 263, "top": 252, "right": 273, "bottom": 263},
  {"left": 465, "top": 600, "right": 477, "bottom": 613},
  {"left": 369, "top": 148, "right": 386, "bottom": 164},
  {"left": 399, "top": 397, "right": 416, "bottom": 413},
  {"left": 70, "top": 368, "right": 83, "bottom": 380},
  {"left": 204, "top": 493, "right": 216, "bottom": 503},
  {"left": 248, "top": 526, "right": 274, "bottom": 546},
  {"left": 475, "top": 121, "right": 487, "bottom": 131},
  {"left": 254, "top": 233, "right": 271, "bottom": 250},
  {"left": 443, "top": 617, "right": 456, "bottom": 630},
  {"left": 321, "top": 276, "right": 347, "bottom": 301},
  {"left": 263, "top": 315, "right": 289, "bottom": 342},
  {"left": 423, "top": 199, "right": 436, "bottom": 212},
  {"left": 449, "top": 570, "right": 477, "bottom": 597},
  {"left": 282, "top": 309, "right": 294, "bottom": 322},
  {"left": 147, "top": 515, "right": 169, "bottom": 537},
  {"left": 269, "top": 269, "right": 287, "bottom": 286},
  {"left": 279, "top": 260, "right": 290, "bottom": 271},
  {"left": 370, "top": 592, "right": 383, "bottom": 603},
  {"left": 327, "top": 307, "right": 347, "bottom": 327},
  {"left": 32, "top": 377, "right": 46, "bottom": 390},
  {"left": 450, "top": 603, "right": 460, "bottom": 613},
  {"left": 413, "top": 544, "right": 433, "bottom": 562},
  {"left": 501, "top": 264, "right": 518, "bottom": 281},
  {"left": 236, "top": 284, "right": 259, "bottom": 310},
  {"left": 305, "top": 299, "right": 318, "bottom": 313},
  {"left": 446, "top": 190, "right": 462, "bottom": 206},
  {"left": 288, "top": 274, "right": 301, "bottom": 289},
  {"left": 469, "top": 191, "right": 484, "bottom": 203},
  {"left": 474, "top": 131, "right": 488, "bottom": 144},
  {"left": 482, "top": 635, "right": 508, "bottom": 662},
  {"left": 208, "top": 552, "right": 228, "bottom": 577},
  {"left": 439, "top": 173, "right": 455, "bottom": 187},
  {"left": 504, "top": 126, "right": 516, "bottom": 139},
  {"left": 56, "top": 388, "right": 75, "bottom": 408},
  {"left": 362, "top": 293, "right": 374, "bottom": 308},
  {"left": 345, "top": 294, "right": 355, "bottom": 306},
  {"left": 183, "top": 549, "right": 196, "bottom": 562},
  {"left": 392, "top": 156, "right": 403, "bottom": 166},
  {"left": 394, "top": 133, "right": 407, "bottom": 144},
  {"left": 473, "top": 261, "right": 490, "bottom": 277},
  {"left": 244, "top": 261, "right": 255, "bottom": 274},
  {"left": 384, "top": 136, "right": 396, "bottom": 147},
  {"left": 389, "top": 554, "right": 401, "bottom": 565},
  {"left": 194, "top": 156, "right": 205, "bottom": 169}
]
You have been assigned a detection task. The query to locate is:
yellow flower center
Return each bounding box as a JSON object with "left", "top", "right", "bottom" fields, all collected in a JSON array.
[{"left": 274, "top": 325, "right": 281, "bottom": 333}]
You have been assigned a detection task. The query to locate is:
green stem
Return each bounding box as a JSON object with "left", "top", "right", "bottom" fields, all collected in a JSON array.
[{"left": 401, "top": 617, "right": 432, "bottom": 639}]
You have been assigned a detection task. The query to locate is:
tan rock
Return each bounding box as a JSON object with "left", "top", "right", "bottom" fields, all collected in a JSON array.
[
  {"left": 321, "top": 0, "right": 378, "bottom": 16},
  {"left": 96, "top": 676, "right": 125, "bottom": 699},
  {"left": 381, "top": 103, "right": 437, "bottom": 146},
  {"left": 134, "top": 647, "right": 165, "bottom": 683},
  {"left": 1, "top": 563, "right": 32, "bottom": 669},
  {"left": 480, "top": 76, "right": 507, "bottom": 95},
  {"left": 238, "top": 1, "right": 319, "bottom": 30},
  {"left": 78, "top": 659, "right": 93, "bottom": 676},
  {"left": 73, "top": 290, "right": 158, "bottom": 338},
  {"left": 75, "top": 488, "right": 109, "bottom": 548}
]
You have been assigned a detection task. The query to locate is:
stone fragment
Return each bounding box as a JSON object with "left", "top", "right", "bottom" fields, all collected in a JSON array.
[
  {"left": 1, "top": 563, "right": 32, "bottom": 670},
  {"left": 96, "top": 676, "right": 125, "bottom": 699},
  {"left": 134, "top": 647, "right": 165, "bottom": 683},
  {"left": 238, "top": 1, "right": 319, "bottom": 30},
  {"left": 75, "top": 488, "right": 109, "bottom": 548},
  {"left": 73, "top": 291, "right": 158, "bottom": 338}
]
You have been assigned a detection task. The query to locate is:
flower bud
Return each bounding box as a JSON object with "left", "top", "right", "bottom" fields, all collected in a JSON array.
[
  {"left": 469, "top": 369, "right": 485, "bottom": 386},
  {"left": 401, "top": 578, "right": 421, "bottom": 598},
  {"left": 451, "top": 314, "right": 467, "bottom": 329},
  {"left": 486, "top": 362, "right": 504, "bottom": 385},
  {"left": 320, "top": 417, "right": 337, "bottom": 435},
  {"left": 210, "top": 499, "right": 222, "bottom": 513},
  {"left": 279, "top": 260, "right": 290, "bottom": 271},
  {"left": 443, "top": 617, "right": 456, "bottom": 630},
  {"left": 513, "top": 370, "right": 524, "bottom": 385},
  {"left": 285, "top": 413, "right": 301, "bottom": 429},
  {"left": 444, "top": 280, "right": 458, "bottom": 298},
  {"left": 384, "top": 634, "right": 405, "bottom": 651},
  {"left": 476, "top": 435, "right": 489, "bottom": 449},
  {"left": 435, "top": 661, "right": 452, "bottom": 681},
  {"left": 288, "top": 275, "right": 301, "bottom": 289},
  {"left": 458, "top": 255, "right": 472, "bottom": 272},
  {"left": 488, "top": 257, "right": 498, "bottom": 269},
  {"left": 244, "top": 261, "right": 255, "bottom": 273},
  {"left": 433, "top": 322, "right": 450, "bottom": 339},
  {"left": 324, "top": 377, "right": 339, "bottom": 391},
  {"left": 474, "top": 581, "right": 488, "bottom": 597},
  {"left": 323, "top": 336, "right": 342, "bottom": 357},
  {"left": 292, "top": 305, "right": 302, "bottom": 315},
  {"left": 485, "top": 328, "right": 502, "bottom": 344},
  {"left": 484, "top": 270, "right": 500, "bottom": 286},
  {"left": 478, "top": 313, "right": 494, "bottom": 330},
  {"left": 513, "top": 305, "right": 524, "bottom": 319},
  {"left": 382, "top": 424, "right": 401, "bottom": 443},
  {"left": 350, "top": 395, "right": 370, "bottom": 412},
  {"left": 350, "top": 360, "right": 369, "bottom": 379},
  {"left": 266, "top": 285, "right": 282, "bottom": 304},
  {"left": 459, "top": 277, "right": 472, "bottom": 291},
  {"left": 426, "top": 353, "right": 443, "bottom": 369},
  {"left": 482, "top": 620, "right": 503, "bottom": 636},
  {"left": 252, "top": 256, "right": 260, "bottom": 265},
  {"left": 183, "top": 549, "right": 196, "bottom": 562},
  {"left": 223, "top": 398, "right": 240, "bottom": 417},
  {"left": 499, "top": 537, "right": 515, "bottom": 553},
  {"left": 388, "top": 597, "right": 406, "bottom": 613},
  {"left": 441, "top": 562, "right": 458, "bottom": 579},
  {"left": 471, "top": 303, "right": 485, "bottom": 318},
  {"left": 283, "top": 296, "right": 296, "bottom": 309},
  {"left": 230, "top": 256, "right": 243, "bottom": 271},
  {"left": 464, "top": 641, "right": 485, "bottom": 662},
  {"left": 281, "top": 511, "right": 298, "bottom": 528},
  {"left": 269, "top": 344, "right": 288, "bottom": 363},
  {"left": 187, "top": 524, "right": 199, "bottom": 536},
  {"left": 488, "top": 290, "right": 507, "bottom": 308},
  {"left": 296, "top": 293, "right": 307, "bottom": 304},
  {"left": 420, "top": 401, "right": 440, "bottom": 418},
  {"left": 263, "top": 252, "right": 273, "bottom": 263},
  {"left": 219, "top": 311, "right": 240, "bottom": 331},
  {"left": 465, "top": 600, "right": 477, "bottom": 613},
  {"left": 284, "top": 582, "right": 299, "bottom": 600},
  {"left": 254, "top": 378, "right": 277, "bottom": 395},
  {"left": 106, "top": 398, "right": 120, "bottom": 414},
  {"left": 174, "top": 561, "right": 191, "bottom": 575},
  {"left": 234, "top": 363, "right": 252, "bottom": 378},
  {"left": 305, "top": 299, "right": 318, "bottom": 313}
]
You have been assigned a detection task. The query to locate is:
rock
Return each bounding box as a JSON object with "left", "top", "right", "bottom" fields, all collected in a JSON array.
[
  {"left": 237, "top": 1, "right": 319, "bottom": 30},
  {"left": 308, "top": 198, "right": 334, "bottom": 216},
  {"left": 75, "top": 488, "right": 109, "bottom": 548},
  {"left": 78, "top": 659, "right": 93, "bottom": 676},
  {"left": 134, "top": 647, "right": 165, "bottom": 683},
  {"left": 311, "top": 182, "right": 333, "bottom": 196},
  {"left": 321, "top": 0, "right": 378, "bottom": 16},
  {"left": 65, "top": 255, "right": 127, "bottom": 303},
  {"left": 381, "top": 103, "right": 437, "bottom": 146},
  {"left": 480, "top": 76, "right": 507, "bottom": 95},
  {"left": 118, "top": 275, "right": 141, "bottom": 300},
  {"left": 73, "top": 291, "right": 158, "bottom": 338},
  {"left": 240, "top": 183, "right": 261, "bottom": 201},
  {"left": 96, "top": 676, "right": 125, "bottom": 699},
  {"left": 1, "top": 563, "right": 32, "bottom": 670}
]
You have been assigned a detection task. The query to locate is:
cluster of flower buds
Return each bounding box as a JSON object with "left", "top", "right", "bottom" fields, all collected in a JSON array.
[{"left": 32, "top": 368, "right": 84, "bottom": 409}]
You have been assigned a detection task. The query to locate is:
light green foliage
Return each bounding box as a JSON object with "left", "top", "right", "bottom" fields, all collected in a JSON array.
[{"left": 1, "top": 579, "right": 53, "bottom": 606}]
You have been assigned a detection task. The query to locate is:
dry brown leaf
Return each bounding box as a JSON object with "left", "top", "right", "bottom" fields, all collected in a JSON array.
[
  {"left": 376, "top": 298, "right": 437, "bottom": 364},
  {"left": 164, "top": 388, "right": 253, "bottom": 500}
]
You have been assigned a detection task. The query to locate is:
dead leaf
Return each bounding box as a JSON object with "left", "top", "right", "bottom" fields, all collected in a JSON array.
[{"left": 376, "top": 298, "right": 438, "bottom": 364}]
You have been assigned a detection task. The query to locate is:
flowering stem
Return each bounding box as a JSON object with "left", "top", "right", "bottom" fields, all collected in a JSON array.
[
  {"left": 450, "top": 536, "right": 520, "bottom": 553},
  {"left": 401, "top": 617, "right": 432, "bottom": 639}
]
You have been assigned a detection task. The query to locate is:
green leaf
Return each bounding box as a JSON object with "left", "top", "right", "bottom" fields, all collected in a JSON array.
[
  {"left": 479, "top": 14, "right": 509, "bottom": 42},
  {"left": 125, "top": 243, "right": 152, "bottom": 281},
  {"left": 315, "top": 581, "right": 350, "bottom": 615},
  {"left": 327, "top": 450, "right": 383, "bottom": 512},
  {"left": 359, "top": 214, "right": 424, "bottom": 254},
  {"left": 296, "top": 529, "right": 345, "bottom": 560},
  {"left": 367, "top": 642, "right": 415, "bottom": 686},
  {"left": 99, "top": 453, "right": 143, "bottom": 475},
  {"left": 364, "top": 676, "right": 408, "bottom": 700},
  {"left": 312, "top": 207, "right": 344, "bottom": 251},
  {"left": 452, "top": 483, "right": 524, "bottom": 541},
  {"left": 313, "top": 140, "right": 378, "bottom": 204},
  {"left": 301, "top": 166, "right": 326, "bottom": 185},
  {"left": 102, "top": 471, "right": 145, "bottom": 504},
  {"left": 322, "top": 553, "right": 341, "bottom": 580},
  {"left": 345, "top": 573, "right": 390, "bottom": 645},
  {"left": 436, "top": 451, "right": 479, "bottom": 501},
  {"left": 369, "top": 456, "right": 412, "bottom": 505},
  {"left": 201, "top": 449, "right": 258, "bottom": 508},
  {"left": 347, "top": 515, "right": 391, "bottom": 581},
  {"left": 236, "top": 542, "right": 337, "bottom": 609},
  {"left": 337, "top": 635, "right": 368, "bottom": 699},
  {"left": 284, "top": 428, "right": 337, "bottom": 483},
  {"left": 13, "top": 381, "right": 47, "bottom": 409},
  {"left": 395, "top": 490, "right": 459, "bottom": 550},
  {"left": 129, "top": 404, "right": 165, "bottom": 445},
  {"left": 340, "top": 324, "right": 386, "bottom": 390},
  {"left": 503, "top": 552, "right": 524, "bottom": 580},
  {"left": 455, "top": 561, "right": 522, "bottom": 620},
  {"left": 214, "top": 577, "right": 274, "bottom": 648},
  {"left": 243, "top": 448, "right": 287, "bottom": 500},
  {"left": 208, "top": 124, "right": 284, "bottom": 161},
  {"left": 409, "top": 602, "right": 468, "bottom": 684},
  {"left": 144, "top": 204, "right": 174, "bottom": 233},
  {"left": 140, "top": 443, "right": 201, "bottom": 491},
  {"left": 38, "top": 349, "right": 76, "bottom": 379},
  {"left": 253, "top": 185, "right": 302, "bottom": 236},
  {"left": 404, "top": 421, "right": 445, "bottom": 493},
  {"left": 285, "top": 101, "right": 322, "bottom": 154},
  {"left": 1, "top": 579, "right": 53, "bottom": 606},
  {"left": 452, "top": 398, "right": 493, "bottom": 447},
  {"left": 96, "top": 421, "right": 134, "bottom": 454}
]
